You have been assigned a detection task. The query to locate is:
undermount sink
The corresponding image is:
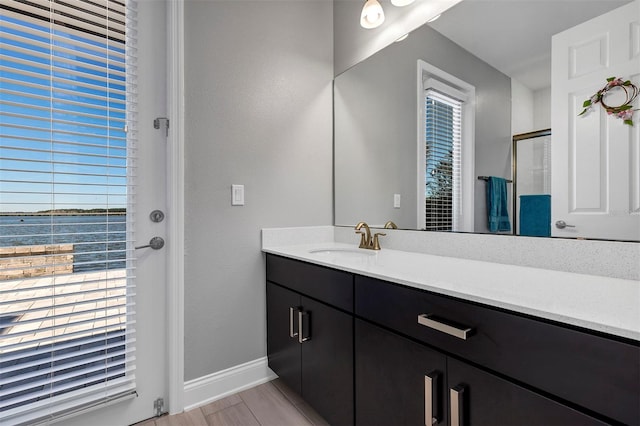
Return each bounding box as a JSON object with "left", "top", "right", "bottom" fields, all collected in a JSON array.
[{"left": 308, "top": 247, "right": 377, "bottom": 259}]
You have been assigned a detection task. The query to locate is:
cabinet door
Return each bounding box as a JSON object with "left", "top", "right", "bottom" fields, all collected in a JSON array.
[
  {"left": 301, "top": 296, "right": 354, "bottom": 426},
  {"left": 447, "top": 358, "right": 607, "bottom": 426},
  {"left": 266, "top": 282, "right": 302, "bottom": 394},
  {"left": 355, "top": 319, "right": 447, "bottom": 426}
]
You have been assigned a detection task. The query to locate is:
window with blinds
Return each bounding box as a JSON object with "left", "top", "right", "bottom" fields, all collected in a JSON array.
[
  {"left": 0, "top": 0, "right": 138, "bottom": 423},
  {"left": 424, "top": 89, "right": 462, "bottom": 231}
]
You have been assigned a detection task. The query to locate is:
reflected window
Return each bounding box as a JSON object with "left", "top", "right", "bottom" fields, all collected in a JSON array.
[
  {"left": 418, "top": 60, "right": 475, "bottom": 233},
  {"left": 424, "top": 89, "right": 462, "bottom": 231}
]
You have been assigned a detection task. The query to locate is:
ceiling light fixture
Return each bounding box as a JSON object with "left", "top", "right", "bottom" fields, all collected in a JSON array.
[
  {"left": 360, "top": 0, "right": 385, "bottom": 29},
  {"left": 390, "top": 0, "right": 415, "bottom": 6},
  {"left": 427, "top": 13, "right": 442, "bottom": 23},
  {"left": 395, "top": 33, "right": 410, "bottom": 42}
]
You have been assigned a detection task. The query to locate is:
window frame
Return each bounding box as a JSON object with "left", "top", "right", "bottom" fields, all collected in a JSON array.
[{"left": 416, "top": 60, "right": 476, "bottom": 232}]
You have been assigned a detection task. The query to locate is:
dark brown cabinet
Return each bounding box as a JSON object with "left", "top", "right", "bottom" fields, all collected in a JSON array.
[
  {"left": 266, "top": 256, "right": 354, "bottom": 426},
  {"left": 355, "top": 275, "right": 640, "bottom": 425},
  {"left": 266, "top": 254, "right": 640, "bottom": 426},
  {"left": 356, "top": 319, "right": 605, "bottom": 426}
]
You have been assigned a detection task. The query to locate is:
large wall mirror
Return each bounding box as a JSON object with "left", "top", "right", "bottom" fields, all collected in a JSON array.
[{"left": 334, "top": 0, "right": 638, "bottom": 241}]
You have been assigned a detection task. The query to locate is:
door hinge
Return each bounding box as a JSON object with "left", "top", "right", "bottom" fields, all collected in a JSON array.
[
  {"left": 153, "top": 117, "right": 170, "bottom": 136},
  {"left": 154, "top": 397, "right": 166, "bottom": 417}
]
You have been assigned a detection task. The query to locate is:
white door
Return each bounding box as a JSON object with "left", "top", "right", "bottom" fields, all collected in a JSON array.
[
  {"left": 62, "top": 1, "right": 169, "bottom": 425},
  {"left": 551, "top": 0, "right": 640, "bottom": 241}
]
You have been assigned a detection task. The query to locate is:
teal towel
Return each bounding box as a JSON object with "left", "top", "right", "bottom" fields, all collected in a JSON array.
[
  {"left": 519, "top": 194, "right": 551, "bottom": 237},
  {"left": 486, "top": 177, "right": 511, "bottom": 232}
]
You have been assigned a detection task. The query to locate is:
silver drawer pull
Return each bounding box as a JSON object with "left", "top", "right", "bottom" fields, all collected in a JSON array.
[
  {"left": 298, "top": 310, "right": 311, "bottom": 343},
  {"left": 425, "top": 371, "right": 440, "bottom": 425},
  {"left": 418, "top": 314, "right": 474, "bottom": 340},
  {"left": 450, "top": 384, "right": 466, "bottom": 426},
  {"left": 289, "top": 307, "right": 299, "bottom": 338}
]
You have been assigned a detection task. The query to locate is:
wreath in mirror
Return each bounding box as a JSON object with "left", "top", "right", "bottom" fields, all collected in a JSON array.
[{"left": 579, "top": 77, "right": 638, "bottom": 126}]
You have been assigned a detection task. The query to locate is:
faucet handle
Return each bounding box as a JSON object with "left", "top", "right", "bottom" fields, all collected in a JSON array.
[
  {"left": 372, "top": 233, "right": 386, "bottom": 250},
  {"left": 355, "top": 231, "right": 367, "bottom": 248}
]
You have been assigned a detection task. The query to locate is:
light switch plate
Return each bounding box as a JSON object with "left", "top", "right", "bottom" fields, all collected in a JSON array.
[
  {"left": 232, "top": 184, "right": 245, "bottom": 206},
  {"left": 394, "top": 193, "right": 401, "bottom": 208}
]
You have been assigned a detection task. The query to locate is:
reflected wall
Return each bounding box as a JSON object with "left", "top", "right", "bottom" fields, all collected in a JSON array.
[{"left": 334, "top": 22, "right": 511, "bottom": 232}]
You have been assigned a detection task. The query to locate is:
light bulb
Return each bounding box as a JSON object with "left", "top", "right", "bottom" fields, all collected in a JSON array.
[
  {"left": 360, "top": 0, "right": 385, "bottom": 29},
  {"left": 390, "top": 0, "right": 415, "bottom": 6}
]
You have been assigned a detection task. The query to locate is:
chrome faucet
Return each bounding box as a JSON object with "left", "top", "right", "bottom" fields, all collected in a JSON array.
[{"left": 355, "top": 221, "right": 386, "bottom": 250}]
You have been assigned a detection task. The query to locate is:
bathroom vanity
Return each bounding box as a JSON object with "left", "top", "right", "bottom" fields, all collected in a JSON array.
[{"left": 264, "top": 244, "right": 639, "bottom": 426}]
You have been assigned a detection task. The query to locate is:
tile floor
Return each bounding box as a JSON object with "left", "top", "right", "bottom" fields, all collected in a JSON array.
[{"left": 135, "top": 380, "right": 329, "bottom": 426}]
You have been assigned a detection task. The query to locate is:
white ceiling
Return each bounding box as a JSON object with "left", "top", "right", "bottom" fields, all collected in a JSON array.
[{"left": 428, "top": 0, "right": 632, "bottom": 91}]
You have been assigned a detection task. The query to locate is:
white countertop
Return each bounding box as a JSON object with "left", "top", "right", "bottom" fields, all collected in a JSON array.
[{"left": 263, "top": 242, "right": 640, "bottom": 341}]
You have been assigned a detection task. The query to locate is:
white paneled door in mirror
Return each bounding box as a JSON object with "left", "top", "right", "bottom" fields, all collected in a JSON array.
[{"left": 552, "top": 0, "right": 640, "bottom": 241}]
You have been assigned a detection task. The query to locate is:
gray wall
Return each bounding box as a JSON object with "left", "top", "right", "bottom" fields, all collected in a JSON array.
[
  {"left": 184, "top": 0, "right": 333, "bottom": 381},
  {"left": 334, "top": 22, "right": 511, "bottom": 232}
]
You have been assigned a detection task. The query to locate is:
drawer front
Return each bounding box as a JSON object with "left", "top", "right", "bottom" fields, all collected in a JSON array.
[
  {"left": 355, "top": 275, "right": 640, "bottom": 425},
  {"left": 266, "top": 254, "right": 353, "bottom": 312}
]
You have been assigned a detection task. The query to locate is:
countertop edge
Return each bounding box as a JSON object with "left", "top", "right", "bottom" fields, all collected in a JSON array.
[{"left": 262, "top": 244, "right": 640, "bottom": 342}]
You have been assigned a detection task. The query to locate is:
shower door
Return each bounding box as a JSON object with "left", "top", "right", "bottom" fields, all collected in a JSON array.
[{"left": 513, "top": 130, "right": 551, "bottom": 236}]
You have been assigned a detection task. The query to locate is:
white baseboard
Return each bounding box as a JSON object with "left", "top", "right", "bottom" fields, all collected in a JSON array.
[{"left": 183, "top": 357, "right": 278, "bottom": 411}]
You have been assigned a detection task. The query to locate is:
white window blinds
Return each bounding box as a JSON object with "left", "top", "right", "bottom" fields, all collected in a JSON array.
[
  {"left": 0, "top": 0, "right": 138, "bottom": 423},
  {"left": 424, "top": 89, "right": 462, "bottom": 231}
]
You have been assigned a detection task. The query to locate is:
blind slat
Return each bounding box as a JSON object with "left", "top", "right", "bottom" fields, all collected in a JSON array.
[
  {"left": 1, "top": 329, "right": 132, "bottom": 363},
  {"left": 0, "top": 88, "right": 127, "bottom": 116},
  {"left": 1, "top": 324, "right": 135, "bottom": 356},
  {"left": 0, "top": 1, "right": 126, "bottom": 43},
  {"left": 0, "top": 99, "right": 127, "bottom": 125},
  {"left": 0, "top": 346, "right": 134, "bottom": 392},
  {"left": 1, "top": 364, "right": 136, "bottom": 409}
]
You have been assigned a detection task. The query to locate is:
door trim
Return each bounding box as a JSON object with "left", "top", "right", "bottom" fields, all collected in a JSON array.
[{"left": 167, "top": 0, "right": 186, "bottom": 415}]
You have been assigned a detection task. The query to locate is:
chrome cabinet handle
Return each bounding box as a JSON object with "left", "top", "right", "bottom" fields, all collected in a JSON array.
[
  {"left": 450, "top": 384, "right": 466, "bottom": 426},
  {"left": 298, "top": 310, "right": 311, "bottom": 343},
  {"left": 425, "top": 371, "right": 441, "bottom": 425},
  {"left": 555, "top": 220, "right": 575, "bottom": 229},
  {"left": 289, "top": 307, "right": 299, "bottom": 338},
  {"left": 418, "top": 314, "right": 474, "bottom": 340}
]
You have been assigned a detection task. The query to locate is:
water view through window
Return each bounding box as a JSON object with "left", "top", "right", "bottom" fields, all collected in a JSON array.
[
  {"left": 0, "top": 214, "right": 127, "bottom": 273},
  {"left": 0, "top": 1, "right": 136, "bottom": 421}
]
